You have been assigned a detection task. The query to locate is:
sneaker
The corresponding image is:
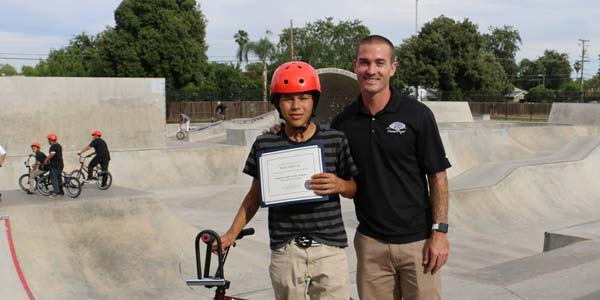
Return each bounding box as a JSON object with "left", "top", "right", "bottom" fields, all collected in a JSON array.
[
  {"left": 26, "top": 191, "right": 34, "bottom": 195},
  {"left": 48, "top": 194, "right": 57, "bottom": 198}
]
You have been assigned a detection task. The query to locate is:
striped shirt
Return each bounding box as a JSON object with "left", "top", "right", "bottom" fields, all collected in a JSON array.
[{"left": 244, "top": 126, "right": 359, "bottom": 250}]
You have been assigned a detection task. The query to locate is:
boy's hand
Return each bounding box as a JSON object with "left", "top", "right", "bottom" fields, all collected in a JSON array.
[{"left": 309, "top": 173, "right": 345, "bottom": 195}]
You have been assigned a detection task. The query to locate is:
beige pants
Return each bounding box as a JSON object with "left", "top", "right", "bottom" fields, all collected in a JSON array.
[
  {"left": 354, "top": 232, "right": 441, "bottom": 300},
  {"left": 29, "top": 169, "right": 44, "bottom": 192},
  {"left": 269, "top": 242, "right": 350, "bottom": 300}
]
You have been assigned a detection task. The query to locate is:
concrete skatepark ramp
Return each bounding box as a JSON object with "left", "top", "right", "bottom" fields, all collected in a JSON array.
[
  {"left": 2, "top": 77, "right": 600, "bottom": 299},
  {"left": 549, "top": 103, "right": 600, "bottom": 126}
]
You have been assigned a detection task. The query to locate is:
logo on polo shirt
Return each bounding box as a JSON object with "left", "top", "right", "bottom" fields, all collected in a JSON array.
[{"left": 386, "top": 121, "right": 407, "bottom": 134}]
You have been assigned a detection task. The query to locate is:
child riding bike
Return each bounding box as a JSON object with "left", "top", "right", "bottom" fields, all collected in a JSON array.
[{"left": 78, "top": 130, "right": 111, "bottom": 188}]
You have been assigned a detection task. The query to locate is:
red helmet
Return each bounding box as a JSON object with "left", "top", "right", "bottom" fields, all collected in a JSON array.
[
  {"left": 270, "top": 61, "right": 321, "bottom": 96},
  {"left": 31, "top": 142, "right": 41, "bottom": 148},
  {"left": 47, "top": 133, "right": 58, "bottom": 141},
  {"left": 269, "top": 61, "right": 321, "bottom": 117},
  {"left": 91, "top": 130, "right": 102, "bottom": 137}
]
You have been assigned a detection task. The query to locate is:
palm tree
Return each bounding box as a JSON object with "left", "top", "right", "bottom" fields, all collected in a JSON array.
[
  {"left": 233, "top": 30, "right": 249, "bottom": 64},
  {"left": 243, "top": 31, "right": 276, "bottom": 102}
]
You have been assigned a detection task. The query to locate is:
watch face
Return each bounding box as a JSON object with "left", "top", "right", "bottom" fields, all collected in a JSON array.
[{"left": 438, "top": 223, "right": 449, "bottom": 233}]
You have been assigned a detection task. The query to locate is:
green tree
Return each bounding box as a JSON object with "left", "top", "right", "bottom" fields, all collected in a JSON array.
[
  {"left": 275, "top": 17, "right": 370, "bottom": 70},
  {"left": 242, "top": 32, "right": 277, "bottom": 101},
  {"left": 0, "top": 64, "right": 18, "bottom": 76},
  {"left": 34, "top": 33, "right": 100, "bottom": 77},
  {"left": 395, "top": 15, "right": 508, "bottom": 99},
  {"left": 525, "top": 85, "right": 556, "bottom": 103},
  {"left": 21, "top": 65, "right": 38, "bottom": 76},
  {"left": 234, "top": 30, "right": 250, "bottom": 64},
  {"left": 101, "top": 0, "right": 208, "bottom": 89},
  {"left": 483, "top": 25, "right": 521, "bottom": 82},
  {"left": 516, "top": 50, "right": 572, "bottom": 90}
]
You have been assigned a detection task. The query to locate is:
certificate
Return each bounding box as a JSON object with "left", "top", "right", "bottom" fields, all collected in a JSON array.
[{"left": 258, "top": 144, "right": 328, "bottom": 207}]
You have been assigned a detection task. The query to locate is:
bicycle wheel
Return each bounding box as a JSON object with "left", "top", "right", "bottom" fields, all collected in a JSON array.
[
  {"left": 18, "top": 174, "right": 32, "bottom": 192},
  {"left": 176, "top": 130, "right": 185, "bottom": 140},
  {"left": 64, "top": 177, "right": 82, "bottom": 198},
  {"left": 96, "top": 172, "right": 113, "bottom": 190},
  {"left": 36, "top": 175, "right": 52, "bottom": 196}
]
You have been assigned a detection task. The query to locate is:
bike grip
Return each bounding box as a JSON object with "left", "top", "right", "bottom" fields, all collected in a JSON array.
[{"left": 236, "top": 228, "right": 255, "bottom": 240}]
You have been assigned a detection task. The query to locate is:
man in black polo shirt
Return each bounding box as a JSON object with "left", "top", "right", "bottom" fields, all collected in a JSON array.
[
  {"left": 331, "top": 35, "right": 451, "bottom": 300},
  {"left": 78, "top": 130, "right": 111, "bottom": 187},
  {"left": 44, "top": 133, "right": 64, "bottom": 197},
  {"left": 220, "top": 61, "right": 359, "bottom": 299}
]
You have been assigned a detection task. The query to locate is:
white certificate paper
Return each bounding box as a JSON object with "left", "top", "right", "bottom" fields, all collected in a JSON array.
[{"left": 258, "top": 144, "right": 328, "bottom": 207}]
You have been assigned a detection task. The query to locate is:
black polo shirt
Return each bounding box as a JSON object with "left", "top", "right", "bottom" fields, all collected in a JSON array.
[{"left": 331, "top": 89, "right": 451, "bottom": 244}]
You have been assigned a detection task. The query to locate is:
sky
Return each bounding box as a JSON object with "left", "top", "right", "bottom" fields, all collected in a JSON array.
[{"left": 1, "top": 0, "right": 598, "bottom": 79}]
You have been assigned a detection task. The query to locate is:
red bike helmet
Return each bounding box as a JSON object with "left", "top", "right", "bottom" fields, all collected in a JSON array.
[
  {"left": 47, "top": 133, "right": 58, "bottom": 142},
  {"left": 31, "top": 142, "right": 41, "bottom": 148},
  {"left": 269, "top": 61, "right": 321, "bottom": 117},
  {"left": 91, "top": 130, "right": 102, "bottom": 137}
]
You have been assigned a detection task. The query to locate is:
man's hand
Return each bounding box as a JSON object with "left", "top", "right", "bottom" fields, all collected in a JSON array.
[
  {"left": 263, "top": 123, "right": 282, "bottom": 135},
  {"left": 423, "top": 231, "right": 449, "bottom": 274},
  {"left": 310, "top": 173, "right": 346, "bottom": 195}
]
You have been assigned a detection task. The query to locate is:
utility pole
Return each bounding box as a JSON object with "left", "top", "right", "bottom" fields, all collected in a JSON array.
[
  {"left": 415, "top": 0, "right": 420, "bottom": 100},
  {"left": 578, "top": 39, "right": 590, "bottom": 102},
  {"left": 415, "top": 0, "right": 419, "bottom": 35},
  {"left": 290, "top": 19, "right": 295, "bottom": 61}
]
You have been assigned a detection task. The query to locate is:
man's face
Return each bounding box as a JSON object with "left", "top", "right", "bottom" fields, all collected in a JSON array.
[
  {"left": 279, "top": 93, "right": 314, "bottom": 128},
  {"left": 353, "top": 42, "right": 397, "bottom": 96},
  {"left": 31, "top": 146, "right": 38, "bottom": 153}
]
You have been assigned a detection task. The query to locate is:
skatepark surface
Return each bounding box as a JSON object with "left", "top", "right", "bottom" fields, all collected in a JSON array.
[{"left": 1, "top": 78, "right": 599, "bottom": 300}]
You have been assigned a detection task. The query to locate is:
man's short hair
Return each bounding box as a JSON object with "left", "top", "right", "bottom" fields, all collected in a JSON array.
[{"left": 355, "top": 35, "right": 396, "bottom": 62}]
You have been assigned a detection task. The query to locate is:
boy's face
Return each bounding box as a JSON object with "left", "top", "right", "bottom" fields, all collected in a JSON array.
[
  {"left": 31, "top": 146, "right": 38, "bottom": 153},
  {"left": 279, "top": 93, "right": 314, "bottom": 128}
]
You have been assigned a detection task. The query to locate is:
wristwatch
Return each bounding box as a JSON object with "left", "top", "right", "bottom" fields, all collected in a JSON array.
[{"left": 432, "top": 223, "right": 449, "bottom": 233}]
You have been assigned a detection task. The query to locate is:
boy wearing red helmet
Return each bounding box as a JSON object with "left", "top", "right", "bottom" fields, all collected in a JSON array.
[
  {"left": 78, "top": 130, "right": 111, "bottom": 187},
  {"left": 27, "top": 142, "right": 48, "bottom": 194},
  {"left": 220, "top": 61, "right": 358, "bottom": 299},
  {"left": 43, "top": 133, "right": 64, "bottom": 197}
]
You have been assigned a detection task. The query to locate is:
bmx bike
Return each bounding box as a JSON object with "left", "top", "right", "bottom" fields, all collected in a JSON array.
[
  {"left": 69, "top": 153, "right": 112, "bottom": 190},
  {"left": 18, "top": 155, "right": 47, "bottom": 193},
  {"left": 186, "top": 228, "right": 255, "bottom": 300},
  {"left": 36, "top": 170, "right": 82, "bottom": 198}
]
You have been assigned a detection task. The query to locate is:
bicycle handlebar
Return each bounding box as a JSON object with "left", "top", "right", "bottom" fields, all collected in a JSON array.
[{"left": 236, "top": 228, "right": 255, "bottom": 240}]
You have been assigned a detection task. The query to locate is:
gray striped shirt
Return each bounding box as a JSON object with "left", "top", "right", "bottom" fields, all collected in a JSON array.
[{"left": 244, "top": 126, "right": 359, "bottom": 250}]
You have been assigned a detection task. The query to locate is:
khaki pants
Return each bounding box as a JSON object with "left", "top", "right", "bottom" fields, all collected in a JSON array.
[
  {"left": 269, "top": 243, "right": 350, "bottom": 300},
  {"left": 29, "top": 169, "right": 44, "bottom": 192},
  {"left": 354, "top": 232, "right": 441, "bottom": 300}
]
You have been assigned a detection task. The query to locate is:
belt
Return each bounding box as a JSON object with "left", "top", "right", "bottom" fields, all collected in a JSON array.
[{"left": 294, "top": 235, "right": 321, "bottom": 248}]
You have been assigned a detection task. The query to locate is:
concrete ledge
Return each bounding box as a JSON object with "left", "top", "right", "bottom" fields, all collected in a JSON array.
[{"left": 549, "top": 103, "right": 600, "bottom": 126}]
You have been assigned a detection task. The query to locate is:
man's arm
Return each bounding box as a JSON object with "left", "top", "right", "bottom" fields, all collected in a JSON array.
[
  {"left": 0, "top": 153, "right": 6, "bottom": 167},
  {"left": 220, "top": 179, "right": 261, "bottom": 249},
  {"left": 423, "top": 170, "right": 449, "bottom": 274},
  {"left": 310, "top": 173, "right": 357, "bottom": 199},
  {"left": 44, "top": 152, "right": 55, "bottom": 165},
  {"left": 78, "top": 145, "right": 92, "bottom": 155}
]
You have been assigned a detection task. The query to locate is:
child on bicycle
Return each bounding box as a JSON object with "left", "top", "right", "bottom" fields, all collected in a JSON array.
[
  {"left": 78, "top": 130, "right": 111, "bottom": 187},
  {"left": 27, "top": 142, "right": 48, "bottom": 194},
  {"left": 179, "top": 112, "right": 191, "bottom": 131},
  {"left": 220, "top": 61, "right": 358, "bottom": 300}
]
